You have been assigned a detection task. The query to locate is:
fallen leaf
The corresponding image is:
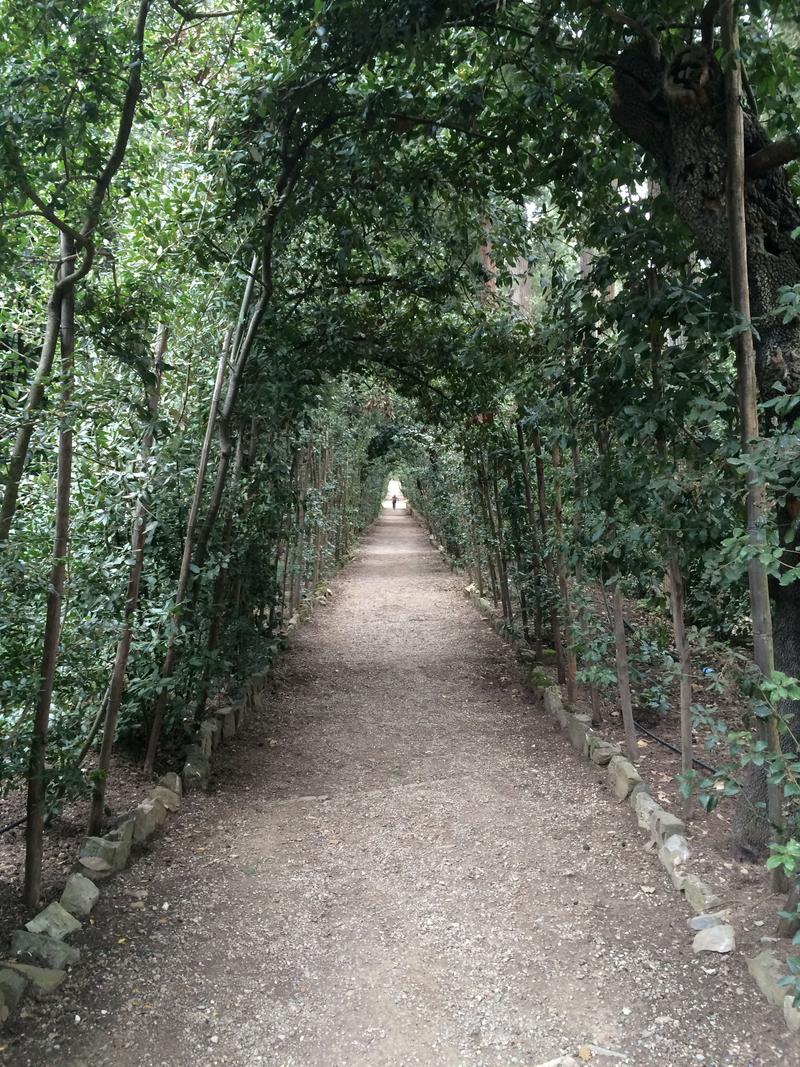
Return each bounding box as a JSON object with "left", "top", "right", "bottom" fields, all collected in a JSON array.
[
  {"left": 640, "top": 885, "right": 655, "bottom": 894},
  {"left": 579, "top": 1047, "right": 593, "bottom": 1062}
]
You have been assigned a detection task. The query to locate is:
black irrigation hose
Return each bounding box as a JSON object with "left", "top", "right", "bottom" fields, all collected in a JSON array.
[
  {"left": 633, "top": 719, "right": 718, "bottom": 774},
  {"left": 0, "top": 814, "right": 26, "bottom": 835}
]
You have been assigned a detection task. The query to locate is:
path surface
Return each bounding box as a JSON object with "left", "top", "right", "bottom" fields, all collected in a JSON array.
[{"left": 8, "top": 513, "right": 798, "bottom": 1067}]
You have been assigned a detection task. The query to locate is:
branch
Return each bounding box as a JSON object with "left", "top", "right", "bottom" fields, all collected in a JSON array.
[
  {"left": 587, "top": 0, "right": 660, "bottom": 53},
  {"left": 701, "top": 0, "right": 721, "bottom": 50},
  {"left": 746, "top": 135, "right": 800, "bottom": 179},
  {"left": 81, "top": 0, "right": 150, "bottom": 241},
  {"left": 166, "top": 0, "right": 238, "bottom": 19},
  {"left": 2, "top": 142, "right": 85, "bottom": 245},
  {"left": 387, "top": 112, "right": 497, "bottom": 144}
]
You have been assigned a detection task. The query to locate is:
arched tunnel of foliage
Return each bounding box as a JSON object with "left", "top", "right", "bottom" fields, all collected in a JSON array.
[{"left": 3, "top": 0, "right": 800, "bottom": 971}]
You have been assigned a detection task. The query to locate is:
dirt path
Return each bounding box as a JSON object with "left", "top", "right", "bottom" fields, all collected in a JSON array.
[{"left": 7, "top": 513, "right": 798, "bottom": 1066}]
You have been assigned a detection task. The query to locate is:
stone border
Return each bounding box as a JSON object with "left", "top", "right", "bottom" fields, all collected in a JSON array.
[
  {"left": 0, "top": 582, "right": 336, "bottom": 1030},
  {"left": 452, "top": 577, "right": 800, "bottom": 1034}
]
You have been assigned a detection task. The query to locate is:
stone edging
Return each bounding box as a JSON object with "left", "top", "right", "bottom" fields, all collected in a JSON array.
[
  {"left": 0, "top": 583, "right": 334, "bottom": 1030},
  {"left": 452, "top": 578, "right": 800, "bottom": 1034}
]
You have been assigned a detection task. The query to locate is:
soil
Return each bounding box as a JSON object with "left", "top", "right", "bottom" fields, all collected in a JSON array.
[
  {"left": 553, "top": 598, "right": 791, "bottom": 970},
  {"left": 2, "top": 512, "right": 798, "bottom": 1066},
  {"left": 0, "top": 753, "right": 154, "bottom": 937}
]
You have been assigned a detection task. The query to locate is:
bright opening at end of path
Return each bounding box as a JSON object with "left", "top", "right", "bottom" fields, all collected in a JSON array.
[{"left": 382, "top": 477, "right": 407, "bottom": 510}]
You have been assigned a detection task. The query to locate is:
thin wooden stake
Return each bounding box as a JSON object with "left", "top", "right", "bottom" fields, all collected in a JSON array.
[
  {"left": 88, "top": 324, "right": 167, "bottom": 834},
  {"left": 24, "top": 235, "right": 75, "bottom": 907},
  {"left": 612, "top": 581, "right": 638, "bottom": 763},
  {"left": 143, "top": 330, "right": 230, "bottom": 775},
  {"left": 723, "top": 1, "right": 783, "bottom": 865},
  {"left": 668, "top": 554, "right": 694, "bottom": 820}
]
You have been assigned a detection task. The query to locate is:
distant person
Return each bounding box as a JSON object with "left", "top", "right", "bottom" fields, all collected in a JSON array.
[{"left": 392, "top": 494, "right": 398, "bottom": 510}]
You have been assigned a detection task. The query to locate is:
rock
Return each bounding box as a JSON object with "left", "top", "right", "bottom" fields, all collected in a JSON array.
[
  {"left": 607, "top": 755, "right": 643, "bottom": 800},
  {"left": 683, "top": 874, "right": 723, "bottom": 915},
  {"left": 588, "top": 737, "right": 622, "bottom": 767},
  {"left": 0, "top": 988, "right": 7, "bottom": 1026},
  {"left": 60, "top": 873, "right": 100, "bottom": 919},
  {"left": 632, "top": 791, "right": 661, "bottom": 830},
  {"left": 76, "top": 855, "right": 114, "bottom": 881},
  {"left": 25, "top": 901, "right": 81, "bottom": 940},
  {"left": 543, "top": 686, "right": 568, "bottom": 728},
  {"left": 692, "top": 923, "right": 735, "bottom": 953},
  {"left": 477, "top": 597, "right": 493, "bottom": 616},
  {"left": 133, "top": 797, "right": 167, "bottom": 843},
  {"left": 80, "top": 836, "right": 118, "bottom": 866},
  {"left": 784, "top": 995, "right": 800, "bottom": 1033},
  {"left": 159, "top": 771, "right": 182, "bottom": 797},
  {"left": 1, "top": 962, "right": 66, "bottom": 997},
  {"left": 197, "top": 720, "right": 218, "bottom": 757},
  {"left": 565, "top": 713, "right": 592, "bottom": 753},
  {"left": 102, "top": 820, "right": 133, "bottom": 871},
  {"left": 11, "top": 930, "right": 80, "bottom": 969},
  {"left": 0, "top": 967, "right": 27, "bottom": 1013},
  {"left": 527, "top": 666, "right": 551, "bottom": 693},
  {"left": 658, "top": 833, "right": 691, "bottom": 872},
  {"left": 183, "top": 749, "right": 211, "bottom": 792},
  {"left": 232, "top": 700, "right": 246, "bottom": 728},
  {"left": 650, "top": 808, "right": 685, "bottom": 844},
  {"left": 107, "top": 817, "right": 135, "bottom": 847},
  {"left": 215, "top": 706, "right": 236, "bottom": 741},
  {"left": 148, "top": 785, "right": 180, "bottom": 813},
  {"left": 658, "top": 834, "right": 691, "bottom": 891},
  {"left": 688, "top": 913, "right": 726, "bottom": 931},
  {"left": 747, "top": 950, "right": 787, "bottom": 1008},
  {"left": 580, "top": 1046, "right": 625, "bottom": 1060},
  {"left": 519, "top": 648, "right": 537, "bottom": 663}
]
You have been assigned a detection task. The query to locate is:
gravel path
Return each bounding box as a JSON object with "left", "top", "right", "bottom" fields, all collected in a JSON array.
[{"left": 7, "top": 512, "right": 799, "bottom": 1066}]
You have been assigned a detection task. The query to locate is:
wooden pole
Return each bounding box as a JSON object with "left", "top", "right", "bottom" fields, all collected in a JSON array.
[
  {"left": 668, "top": 553, "right": 694, "bottom": 819},
  {"left": 723, "top": 1, "right": 783, "bottom": 856},
  {"left": 552, "top": 443, "right": 578, "bottom": 705},
  {"left": 24, "top": 235, "right": 75, "bottom": 907},
  {"left": 88, "top": 325, "right": 167, "bottom": 833},
  {"left": 532, "top": 429, "right": 566, "bottom": 681},
  {"left": 612, "top": 581, "right": 639, "bottom": 763},
  {"left": 143, "top": 330, "right": 230, "bottom": 775}
]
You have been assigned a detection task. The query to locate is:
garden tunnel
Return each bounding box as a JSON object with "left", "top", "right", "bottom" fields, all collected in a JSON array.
[{"left": 2, "top": 0, "right": 800, "bottom": 1021}]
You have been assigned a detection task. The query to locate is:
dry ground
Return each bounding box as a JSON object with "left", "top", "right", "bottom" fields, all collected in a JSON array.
[{"left": 4, "top": 512, "right": 798, "bottom": 1066}]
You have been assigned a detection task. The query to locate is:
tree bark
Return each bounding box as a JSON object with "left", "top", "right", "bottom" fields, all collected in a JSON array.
[
  {"left": 24, "top": 234, "right": 75, "bottom": 908},
  {"left": 612, "top": 581, "right": 639, "bottom": 763},
  {"left": 532, "top": 429, "right": 565, "bottom": 681},
  {"left": 668, "top": 553, "right": 694, "bottom": 820},
  {"left": 143, "top": 332, "right": 229, "bottom": 775},
  {"left": 552, "top": 443, "right": 578, "bottom": 705},
  {"left": 720, "top": 4, "right": 783, "bottom": 862},
  {"left": 88, "top": 325, "right": 167, "bottom": 834}
]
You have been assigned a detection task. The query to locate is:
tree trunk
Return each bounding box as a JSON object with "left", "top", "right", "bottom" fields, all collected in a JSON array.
[
  {"left": 24, "top": 234, "right": 75, "bottom": 908},
  {"left": 532, "top": 429, "right": 565, "bottom": 681},
  {"left": 1, "top": 0, "right": 151, "bottom": 549},
  {"left": 668, "top": 553, "right": 694, "bottom": 820},
  {"left": 87, "top": 324, "right": 167, "bottom": 834},
  {"left": 720, "top": 4, "right": 782, "bottom": 863},
  {"left": 143, "top": 332, "right": 229, "bottom": 775},
  {"left": 552, "top": 443, "right": 578, "bottom": 706},
  {"left": 515, "top": 422, "right": 544, "bottom": 655},
  {"left": 612, "top": 581, "right": 639, "bottom": 763}
]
